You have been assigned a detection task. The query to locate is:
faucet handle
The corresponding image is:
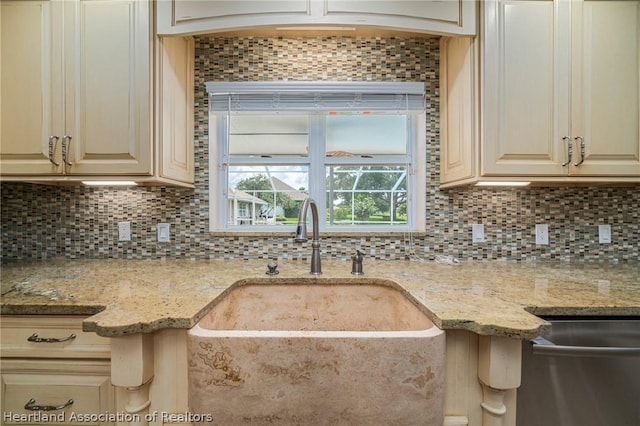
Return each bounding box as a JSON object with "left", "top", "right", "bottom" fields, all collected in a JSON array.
[
  {"left": 266, "top": 261, "right": 279, "bottom": 275},
  {"left": 351, "top": 249, "right": 364, "bottom": 275}
]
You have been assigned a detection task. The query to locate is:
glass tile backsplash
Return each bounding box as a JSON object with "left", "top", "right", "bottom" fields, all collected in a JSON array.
[{"left": 1, "top": 36, "right": 638, "bottom": 262}]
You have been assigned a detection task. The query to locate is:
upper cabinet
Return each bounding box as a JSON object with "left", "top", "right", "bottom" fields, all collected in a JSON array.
[
  {"left": 568, "top": 0, "right": 640, "bottom": 177},
  {"left": 156, "top": 0, "right": 476, "bottom": 36},
  {"left": 0, "top": 0, "right": 194, "bottom": 186},
  {"left": 1, "top": 0, "right": 64, "bottom": 176},
  {"left": 441, "top": 0, "right": 640, "bottom": 187}
]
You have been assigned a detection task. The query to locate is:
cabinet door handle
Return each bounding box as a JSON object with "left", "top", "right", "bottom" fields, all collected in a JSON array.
[
  {"left": 24, "top": 398, "right": 74, "bottom": 412},
  {"left": 27, "top": 332, "right": 76, "bottom": 343},
  {"left": 573, "top": 136, "right": 585, "bottom": 166},
  {"left": 48, "top": 136, "right": 60, "bottom": 166},
  {"left": 561, "top": 136, "right": 572, "bottom": 166},
  {"left": 61, "top": 135, "right": 73, "bottom": 167}
]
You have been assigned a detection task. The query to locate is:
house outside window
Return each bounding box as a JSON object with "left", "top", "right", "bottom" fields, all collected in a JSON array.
[
  {"left": 208, "top": 82, "right": 426, "bottom": 233},
  {"left": 228, "top": 188, "right": 267, "bottom": 225}
]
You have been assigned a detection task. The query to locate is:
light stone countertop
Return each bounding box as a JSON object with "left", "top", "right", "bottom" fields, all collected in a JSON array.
[{"left": 1, "top": 259, "right": 638, "bottom": 339}]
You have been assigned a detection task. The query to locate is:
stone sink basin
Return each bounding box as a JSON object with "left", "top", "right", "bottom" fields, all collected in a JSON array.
[{"left": 188, "top": 279, "right": 445, "bottom": 425}]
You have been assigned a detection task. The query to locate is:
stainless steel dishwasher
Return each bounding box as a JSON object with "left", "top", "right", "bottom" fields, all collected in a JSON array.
[{"left": 517, "top": 317, "right": 640, "bottom": 426}]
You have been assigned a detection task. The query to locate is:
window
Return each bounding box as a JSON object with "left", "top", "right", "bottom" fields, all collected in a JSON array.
[{"left": 208, "top": 82, "right": 426, "bottom": 233}]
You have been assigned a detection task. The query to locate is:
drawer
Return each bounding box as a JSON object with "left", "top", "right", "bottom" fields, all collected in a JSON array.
[
  {"left": 1, "top": 359, "right": 113, "bottom": 426},
  {"left": 0, "top": 316, "right": 110, "bottom": 359}
]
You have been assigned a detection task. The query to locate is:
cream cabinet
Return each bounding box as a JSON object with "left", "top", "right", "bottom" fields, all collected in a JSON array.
[
  {"left": 0, "top": 0, "right": 194, "bottom": 187},
  {"left": 156, "top": 0, "right": 476, "bottom": 36},
  {"left": 0, "top": 316, "right": 115, "bottom": 425},
  {"left": 147, "top": 328, "right": 518, "bottom": 426},
  {"left": 440, "top": 0, "right": 640, "bottom": 187},
  {"left": 1, "top": 0, "right": 64, "bottom": 176},
  {"left": 0, "top": 319, "right": 523, "bottom": 426}
]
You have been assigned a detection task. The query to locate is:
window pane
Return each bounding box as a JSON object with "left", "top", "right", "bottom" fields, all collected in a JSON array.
[
  {"left": 228, "top": 165, "right": 308, "bottom": 226},
  {"left": 326, "top": 166, "right": 408, "bottom": 226},
  {"left": 326, "top": 115, "right": 407, "bottom": 157},
  {"left": 229, "top": 115, "right": 309, "bottom": 156}
]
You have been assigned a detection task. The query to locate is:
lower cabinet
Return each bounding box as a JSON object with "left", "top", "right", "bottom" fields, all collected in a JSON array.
[
  {"left": 444, "top": 330, "right": 484, "bottom": 425},
  {"left": 1, "top": 360, "right": 113, "bottom": 426},
  {"left": 0, "top": 316, "right": 117, "bottom": 426},
  {"left": 149, "top": 328, "right": 519, "bottom": 426},
  {"left": 444, "top": 330, "right": 522, "bottom": 426},
  {"left": 1, "top": 317, "right": 523, "bottom": 426}
]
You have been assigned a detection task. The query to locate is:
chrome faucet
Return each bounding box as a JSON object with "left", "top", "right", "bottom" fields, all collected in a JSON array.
[{"left": 294, "top": 197, "right": 321, "bottom": 275}]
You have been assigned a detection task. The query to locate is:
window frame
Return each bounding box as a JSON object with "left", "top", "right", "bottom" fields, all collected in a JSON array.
[{"left": 208, "top": 82, "right": 426, "bottom": 234}]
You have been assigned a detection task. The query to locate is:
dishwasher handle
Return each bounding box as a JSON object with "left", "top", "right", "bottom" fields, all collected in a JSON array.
[{"left": 531, "top": 336, "right": 640, "bottom": 358}]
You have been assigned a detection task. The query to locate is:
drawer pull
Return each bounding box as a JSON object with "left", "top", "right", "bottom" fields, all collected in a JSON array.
[
  {"left": 27, "top": 333, "right": 76, "bottom": 343},
  {"left": 24, "top": 398, "right": 74, "bottom": 412}
]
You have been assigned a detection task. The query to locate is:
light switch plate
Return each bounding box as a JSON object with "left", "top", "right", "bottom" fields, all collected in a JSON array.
[
  {"left": 472, "top": 224, "right": 485, "bottom": 243},
  {"left": 157, "top": 223, "right": 170, "bottom": 243},
  {"left": 535, "top": 224, "right": 549, "bottom": 245},
  {"left": 598, "top": 224, "right": 611, "bottom": 244},
  {"left": 118, "top": 221, "right": 131, "bottom": 241}
]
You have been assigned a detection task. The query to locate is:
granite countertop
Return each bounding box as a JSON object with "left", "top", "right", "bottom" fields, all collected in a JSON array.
[{"left": 1, "top": 259, "right": 638, "bottom": 339}]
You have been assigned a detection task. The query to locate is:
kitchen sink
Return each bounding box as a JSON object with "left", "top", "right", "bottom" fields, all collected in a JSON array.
[
  {"left": 196, "top": 279, "right": 435, "bottom": 332},
  {"left": 188, "top": 279, "right": 445, "bottom": 425}
]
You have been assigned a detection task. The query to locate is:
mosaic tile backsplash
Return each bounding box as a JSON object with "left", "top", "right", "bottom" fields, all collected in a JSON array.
[{"left": 1, "top": 36, "right": 638, "bottom": 263}]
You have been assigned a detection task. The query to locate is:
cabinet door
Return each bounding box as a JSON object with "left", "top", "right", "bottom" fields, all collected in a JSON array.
[
  {"left": 157, "top": 0, "right": 310, "bottom": 35},
  {"left": 440, "top": 37, "right": 478, "bottom": 185},
  {"left": 171, "top": 0, "right": 308, "bottom": 21},
  {"left": 157, "top": 0, "right": 475, "bottom": 36},
  {"left": 570, "top": 0, "right": 640, "bottom": 176},
  {"left": 1, "top": 360, "right": 113, "bottom": 426},
  {"left": 482, "top": 0, "right": 570, "bottom": 176},
  {"left": 157, "top": 37, "right": 195, "bottom": 184},
  {"left": 326, "top": 0, "right": 461, "bottom": 23},
  {"left": 0, "top": 0, "right": 63, "bottom": 175},
  {"left": 63, "top": 0, "right": 151, "bottom": 176}
]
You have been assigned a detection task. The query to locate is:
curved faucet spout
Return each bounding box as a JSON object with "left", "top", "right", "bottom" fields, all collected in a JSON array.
[{"left": 295, "top": 197, "right": 321, "bottom": 275}]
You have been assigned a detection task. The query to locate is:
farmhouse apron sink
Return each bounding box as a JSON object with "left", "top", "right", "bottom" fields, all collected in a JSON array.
[{"left": 188, "top": 279, "right": 445, "bottom": 425}]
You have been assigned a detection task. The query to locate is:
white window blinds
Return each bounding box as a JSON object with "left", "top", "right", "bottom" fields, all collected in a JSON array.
[{"left": 206, "top": 81, "right": 426, "bottom": 112}]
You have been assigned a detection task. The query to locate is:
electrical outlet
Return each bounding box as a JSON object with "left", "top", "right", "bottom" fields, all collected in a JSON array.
[
  {"left": 157, "top": 223, "right": 170, "bottom": 243},
  {"left": 535, "top": 224, "right": 549, "bottom": 245},
  {"left": 118, "top": 221, "right": 131, "bottom": 241},
  {"left": 472, "top": 224, "right": 485, "bottom": 243},
  {"left": 598, "top": 224, "right": 612, "bottom": 244}
]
